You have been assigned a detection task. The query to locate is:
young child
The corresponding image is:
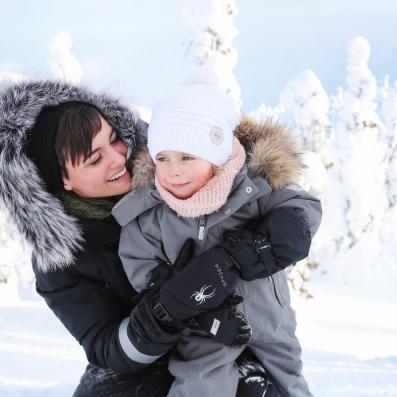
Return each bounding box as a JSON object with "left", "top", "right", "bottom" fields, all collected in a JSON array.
[{"left": 113, "top": 82, "right": 320, "bottom": 397}]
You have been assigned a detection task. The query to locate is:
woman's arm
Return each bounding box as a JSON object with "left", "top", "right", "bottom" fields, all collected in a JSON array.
[
  {"left": 33, "top": 249, "right": 179, "bottom": 375},
  {"left": 221, "top": 184, "right": 322, "bottom": 280}
]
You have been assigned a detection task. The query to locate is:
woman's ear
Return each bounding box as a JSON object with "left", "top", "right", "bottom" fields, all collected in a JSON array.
[{"left": 62, "top": 176, "right": 73, "bottom": 191}]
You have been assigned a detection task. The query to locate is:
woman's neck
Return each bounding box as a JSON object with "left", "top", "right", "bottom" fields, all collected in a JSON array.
[{"left": 58, "top": 190, "right": 123, "bottom": 219}]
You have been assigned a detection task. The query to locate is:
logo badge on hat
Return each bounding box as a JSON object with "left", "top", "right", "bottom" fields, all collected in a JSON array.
[{"left": 209, "top": 127, "right": 224, "bottom": 145}]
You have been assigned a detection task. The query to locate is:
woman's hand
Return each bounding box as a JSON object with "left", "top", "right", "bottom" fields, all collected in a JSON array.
[{"left": 220, "top": 207, "right": 313, "bottom": 281}]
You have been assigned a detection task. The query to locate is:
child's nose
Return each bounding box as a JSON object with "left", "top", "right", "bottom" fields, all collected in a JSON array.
[{"left": 169, "top": 162, "right": 182, "bottom": 176}]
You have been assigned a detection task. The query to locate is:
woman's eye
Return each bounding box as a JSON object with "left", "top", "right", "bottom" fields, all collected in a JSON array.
[
  {"left": 111, "top": 136, "right": 120, "bottom": 145},
  {"left": 90, "top": 155, "right": 102, "bottom": 166}
]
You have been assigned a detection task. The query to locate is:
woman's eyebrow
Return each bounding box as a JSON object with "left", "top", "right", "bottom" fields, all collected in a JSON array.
[
  {"left": 88, "top": 148, "right": 100, "bottom": 157},
  {"left": 87, "top": 129, "right": 116, "bottom": 158}
]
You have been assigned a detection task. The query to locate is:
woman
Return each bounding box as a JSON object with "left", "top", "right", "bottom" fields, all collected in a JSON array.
[{"left": 0, "top": 80, "right": 320, "bottom": 396}]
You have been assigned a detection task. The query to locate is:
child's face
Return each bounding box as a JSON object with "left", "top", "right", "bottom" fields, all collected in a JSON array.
[{"left": 155, "top": 151, "right": 213, "bottom": 199}]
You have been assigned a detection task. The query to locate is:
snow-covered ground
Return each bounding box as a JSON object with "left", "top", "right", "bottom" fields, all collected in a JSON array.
[
  {"left": 1, "top": 282, "right": 396, "bottom": 397},
  {"left": 295, "top": 289, "right": 397, "bottom": 397}
]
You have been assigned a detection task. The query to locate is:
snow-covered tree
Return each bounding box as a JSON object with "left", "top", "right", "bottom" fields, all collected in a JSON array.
[
  {"left": 379, "top": 77, "right": 397, "bottom": 273},
  {"left": 309, "top": 37, "right": 391, "bottom": 298},
  {"left": 182, "top": 0, "right": 241, "bottom": 107},
  {"left": 332, "top": 37, "right": 386, "bottom": 246},
  {"left": 274, "top": 71, "right": 330, "bottom": 296},
  {"left": 249, "top": 103, "right": 284, "bottom": 125},
  {"left": 0, "top": 203, "right": 34, "bottom": 300},
  {"left": 49, "top": 31, "right": 83, "bottom": 84},
  {"left": 280, "top": 70, "right": 331, "bottom": 164},
  {"left": 381, "top": 77, "right": 397, "bottom": 208}
]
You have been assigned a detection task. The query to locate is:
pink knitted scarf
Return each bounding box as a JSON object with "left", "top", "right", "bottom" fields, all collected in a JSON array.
[{"left": 155, "top": 137, "right": 246, "bottom": 218}]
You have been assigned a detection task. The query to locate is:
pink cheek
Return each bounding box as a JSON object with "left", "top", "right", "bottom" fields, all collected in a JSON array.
[
  {"left": 156, "top": 168, "right": 168, "bottom": 185},
  {"left": 194, "top": 173, "right": 212, "bottom": 187},
  {"left": 156, "top": 174, "right": 165, "bottom": 187}
]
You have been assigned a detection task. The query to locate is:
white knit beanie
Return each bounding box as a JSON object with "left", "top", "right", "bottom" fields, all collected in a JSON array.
[{"left": 148, "top": 82, "right": 240, "bottom": 166}]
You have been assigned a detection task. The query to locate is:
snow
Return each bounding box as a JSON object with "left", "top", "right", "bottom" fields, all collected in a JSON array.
[
  {"left": 295, "top": 286, "right": 397, "bottom": 397},
  {"left": 48, "top": 31, "right": 83, "bottom": 85},
  {"left": 1, "top": 285, "right": 396, "bottom": 396},
  {"left": 182, "top": 0, "right": 241, "bottom": 107},
  {"left": 0, "top": 297, "right": 86, "bottom": 397}
]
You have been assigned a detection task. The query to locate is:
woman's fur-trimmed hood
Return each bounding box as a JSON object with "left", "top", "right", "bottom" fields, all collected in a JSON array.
[
  {"left": 131, "top": 116, "right": 303, "bottom": 191},
  {"left": 0, "top": 80, "right": 145, "bottom": 273}
]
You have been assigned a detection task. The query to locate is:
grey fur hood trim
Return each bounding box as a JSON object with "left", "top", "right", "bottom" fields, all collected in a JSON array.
[
  {"left": 0, "top": 80, "right": 145, "bottom": 273},
  {"left": 131, "top": 116, "right": 303, "bottom": 190}
]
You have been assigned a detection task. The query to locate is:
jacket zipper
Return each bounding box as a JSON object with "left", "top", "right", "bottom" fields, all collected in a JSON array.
[{"left": 198, "top": 216, "right": 206, "bottom": 240}]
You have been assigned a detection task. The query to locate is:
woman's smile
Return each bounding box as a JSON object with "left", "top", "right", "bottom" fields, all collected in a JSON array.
[{"left": 107, "top": 167, "right": 128, "bottom": 182}]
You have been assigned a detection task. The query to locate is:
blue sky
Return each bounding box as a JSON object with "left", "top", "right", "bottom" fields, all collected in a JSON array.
[{"left": 1, "top": 0, "right": 397, "bottom": 111}]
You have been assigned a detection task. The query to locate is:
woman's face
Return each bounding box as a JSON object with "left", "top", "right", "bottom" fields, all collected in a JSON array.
[{"left": 62, "top": 116, "right": 132, "bottom": 198}]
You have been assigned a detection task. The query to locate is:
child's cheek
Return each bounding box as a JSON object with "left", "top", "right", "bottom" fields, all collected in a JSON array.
[
  {"left": 155, "top": 167, "right": 166, "bottom": 186},
  {"left": 194, "top": 169, "right": 213, "bottom": 188}
]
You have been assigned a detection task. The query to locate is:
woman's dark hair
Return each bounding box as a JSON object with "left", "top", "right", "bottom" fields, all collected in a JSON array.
[{"left": 55, "top": 102, "right": 103, "bottom": 178}]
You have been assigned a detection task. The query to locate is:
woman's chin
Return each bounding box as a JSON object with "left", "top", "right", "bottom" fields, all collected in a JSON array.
[{"left": 107, "top": 172, "right": 132, "bottom": 195}]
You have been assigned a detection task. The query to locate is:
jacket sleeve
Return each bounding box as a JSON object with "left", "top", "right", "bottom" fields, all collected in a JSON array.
[
  {"left": 33, "top": 249, "right": 176, "bottom": 375},
  {"left": 221, "top": 183, "right": 322, "bottom": 280},
  {"left": 258, "top": 183, "right": 322, "bottom": 238},
  {"left": 118, "top": 213, "right": 169, "bottom": 293},
  {"left": 256, "top": 183, "right": 322, "bottom": 269}
]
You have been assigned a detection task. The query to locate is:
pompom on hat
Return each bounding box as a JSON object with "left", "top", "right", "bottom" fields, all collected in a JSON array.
[{"left": 148, "top": 68, "right": 241, "bottom": 166}]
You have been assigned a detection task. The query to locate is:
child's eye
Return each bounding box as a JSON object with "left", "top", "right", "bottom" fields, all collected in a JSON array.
[
  {"left": 156, "top": 156, "right": 166, "bottom": 162},
  {"left": 182, "top": 156, "right": 194, "bottom": 161}
]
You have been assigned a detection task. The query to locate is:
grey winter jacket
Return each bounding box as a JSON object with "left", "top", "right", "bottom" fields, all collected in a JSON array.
[
  {"left": 113, "top": 164, "right": 321, "bottom": 293},
  {"left": 112, "top": 121, "right": 321, "bottom": 397},
  {"left": 112, "top": 117, "right": 322, "bottom": 293}
]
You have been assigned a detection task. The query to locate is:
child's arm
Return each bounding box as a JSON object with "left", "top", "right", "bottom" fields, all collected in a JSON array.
[{"left": 118, "top": 213, "right": 169, "bottom": 292}]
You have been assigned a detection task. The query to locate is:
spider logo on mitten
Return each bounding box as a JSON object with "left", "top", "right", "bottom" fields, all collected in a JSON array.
[{"left": 191, "top": 285, "right": 216, "bottom": 305}]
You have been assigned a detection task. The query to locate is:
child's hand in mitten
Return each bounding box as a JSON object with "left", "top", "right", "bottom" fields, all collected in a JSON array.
[{"left": 195, "top": 295, "right": 252, "bottom": 347}]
